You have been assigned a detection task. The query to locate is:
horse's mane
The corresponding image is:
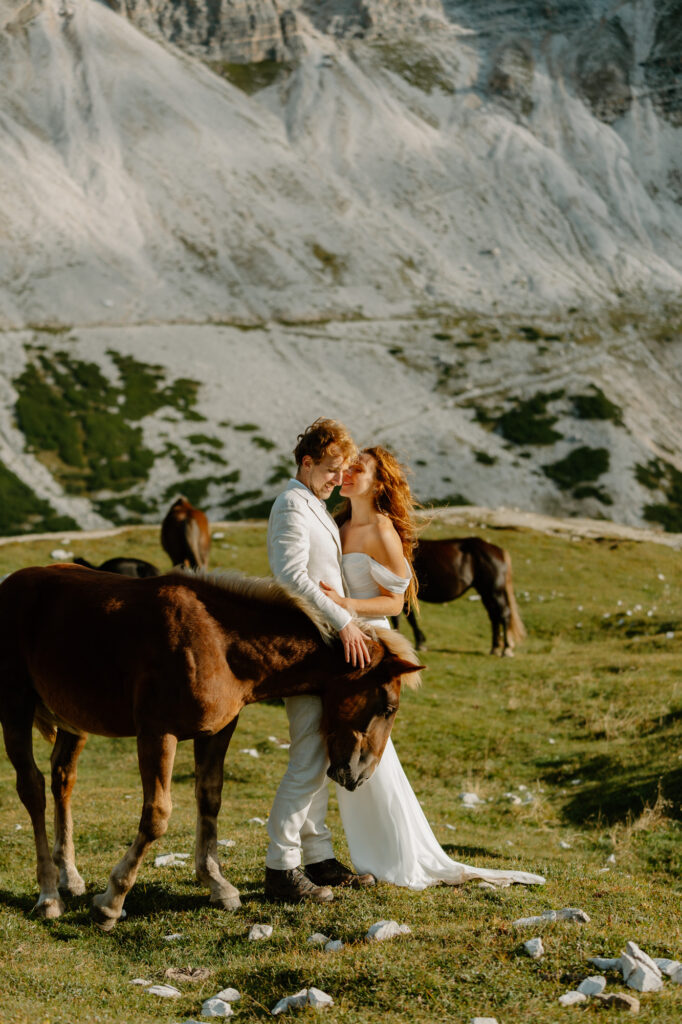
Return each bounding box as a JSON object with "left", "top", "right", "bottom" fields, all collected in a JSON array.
[
  {"left": 373, "top": 626, "right": 423, "bottom": 690},
  {"left": 174, "top": 568, "right": 335, "bottom": 642}
]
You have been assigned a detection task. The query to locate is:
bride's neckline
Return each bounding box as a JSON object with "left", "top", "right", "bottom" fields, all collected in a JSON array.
[{"left": 342, "top": 551, "right": 409, "bottom": 578}]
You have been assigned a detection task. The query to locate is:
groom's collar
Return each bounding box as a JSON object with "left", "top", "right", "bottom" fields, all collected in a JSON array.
[{"left": 288, "top": 477, "right": 328, "bottom": 513}]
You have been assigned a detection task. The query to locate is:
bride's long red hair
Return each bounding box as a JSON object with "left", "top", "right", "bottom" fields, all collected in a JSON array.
[{"left": 335, "top": 446, "right": 419, "bottom": 613}]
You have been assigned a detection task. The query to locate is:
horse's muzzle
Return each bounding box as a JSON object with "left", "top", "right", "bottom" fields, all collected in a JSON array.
[{"left": 327, "top": 762, "right": 363, "bottom": 791}]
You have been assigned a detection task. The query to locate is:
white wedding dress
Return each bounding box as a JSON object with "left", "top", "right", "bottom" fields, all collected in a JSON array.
[{"left": 336, "top": 551, "right": 545, "bottom": 890}]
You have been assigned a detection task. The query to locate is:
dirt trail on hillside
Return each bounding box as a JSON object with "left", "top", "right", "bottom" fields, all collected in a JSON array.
[{"left": 2, "top": 507, "right": 680, "bottom": 550}]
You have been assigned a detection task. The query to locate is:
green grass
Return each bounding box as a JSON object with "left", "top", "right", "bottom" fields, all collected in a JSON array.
[
  {"left": 496, "top": 391, "right": 564, "bottom": 446},
  {"left": 543, "top": 446, "right": 610, "bottom": 491},
  {"left": 0, "top": 522, "right": 681, "bottom": 1022}
]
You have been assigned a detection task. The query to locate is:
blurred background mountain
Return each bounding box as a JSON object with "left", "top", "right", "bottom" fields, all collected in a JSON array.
[{"left": 0, "top": 0, "right": 680, "bottom": 535}]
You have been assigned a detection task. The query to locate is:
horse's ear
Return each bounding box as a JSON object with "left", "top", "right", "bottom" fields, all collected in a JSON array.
[{"left": 377, "top": 654, "right": 425, "bottom": 689}]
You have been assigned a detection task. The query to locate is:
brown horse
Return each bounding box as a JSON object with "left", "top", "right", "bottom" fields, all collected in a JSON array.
[
  {"left": 393, "top": 537, "right": 525, "bottom": 656},
  {"left": 73, "top": 556, "right": 161, "bottom": 578},
  {"left": 161, "top": 496, "right": 211, "bottom": 569},
  {"left": 0, "top": 564, "right": 420, "bottom": 930}
]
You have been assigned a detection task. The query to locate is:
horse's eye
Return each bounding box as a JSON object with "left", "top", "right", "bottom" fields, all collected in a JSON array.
[{"left": 383, "top": 706, "right": 397, "bottom": 719}]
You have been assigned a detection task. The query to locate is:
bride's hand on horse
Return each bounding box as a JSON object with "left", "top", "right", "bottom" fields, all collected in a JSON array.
[{"left": 339, "top": 621, "right": 371, "bottom": 668}]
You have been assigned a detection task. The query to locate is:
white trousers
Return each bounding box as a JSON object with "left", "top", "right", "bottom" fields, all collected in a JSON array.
[{"left": 265, "top": 694, "right": 334, "bottom": 870}]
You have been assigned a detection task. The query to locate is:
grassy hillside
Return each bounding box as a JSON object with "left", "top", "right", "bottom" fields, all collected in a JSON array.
[{"left": 0, "top": 521, "right": 680, "bottom": 1022}]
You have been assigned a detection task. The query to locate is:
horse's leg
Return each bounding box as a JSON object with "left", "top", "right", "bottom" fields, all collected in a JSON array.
[
  {"left": 481, "top": 588, "right": 510, "bottom": 656},
  {"left": 92, "top": 732, "right": 177, "bottom": 931},
  {"left": 405, "top": 608, "right": 427, "bottom": 651},
  {"left": 194, "top": 720, "right": 241, "bottom": 911},
  {"left": 51, "top": 730, "right": 88, "bottom": 896},
  {"left": 1, "top": 712, "right": 63, "bottom": 918}
]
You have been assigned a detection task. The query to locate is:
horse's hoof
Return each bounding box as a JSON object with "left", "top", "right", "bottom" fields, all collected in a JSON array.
[
  {"left": 211, "top": 894, "right": 241, "bottom": 911},
  {"left": 502, "top": 648, "right": 515, "bottom": 658},
  {"left": 59, "top": 874, "right": 86, "bottom": 897},
  {"left": 34, "top": 897, "right": 65, "bottom": 919},
  {"left": 91, "top": 896, "right": 121, "bottom": 932}
]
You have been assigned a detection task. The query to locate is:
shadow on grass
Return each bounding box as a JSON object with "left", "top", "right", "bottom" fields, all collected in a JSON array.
[{"left": 442, "top": 844, "right": 505, "bottom": 860}]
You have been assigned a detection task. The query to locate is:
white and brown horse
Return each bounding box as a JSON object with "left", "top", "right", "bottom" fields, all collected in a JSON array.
[{"left": 0, "top": 565, "right": 421, "bottom": 930}]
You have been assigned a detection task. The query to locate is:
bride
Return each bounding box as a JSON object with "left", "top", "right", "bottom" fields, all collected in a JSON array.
[{"left": 321, "top": 446, "right": 544, "bottom": 890}]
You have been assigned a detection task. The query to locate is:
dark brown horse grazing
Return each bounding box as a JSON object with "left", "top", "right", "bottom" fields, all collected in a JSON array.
[
  {"left": 73, "top": 556, "right": 161, "bottom": 578},
  {"left": 0, "top": 565, "right": 420, "bottom": 930},
  {"left": 161, "top": 496, "right": 211, "bottom": 569},
  {"left": 393, "top": 537, "right": 525, "bottom": 656}
]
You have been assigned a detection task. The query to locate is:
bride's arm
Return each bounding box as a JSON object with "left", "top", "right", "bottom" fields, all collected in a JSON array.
[{"left": 319, "top": 580, "right": 405, "bottom": 617}]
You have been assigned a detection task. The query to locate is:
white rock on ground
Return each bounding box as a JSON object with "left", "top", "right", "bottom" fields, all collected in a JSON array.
[
  {"left": 366, "top": 920, "right": 412, "bottom": 942},
  {"left": 669, "top": 966, "right": 682, "bottom": 984},
  {"left": 154, "top": 852, "right": 190, "bottom": 867},
  {"left": 145, "top": 984, "right": 181, "bottom": 997},
  {"left": 654, "top": 958, "right": 682, "bottom": 976},
  {"left": 576, "top": 976, "right": 606, "bottom": 995},
  {"left": 163, "top": 933, "right": 183, "bottom": 941},
  {"left": 324, "top": 940, "right": 344, "bottom": 953},
  {"left": 271, "top": 988, "right": 334, "bottom": 1014},
  {"left": 556, "top": 908, "right": 591, "bottom": 923},
  {"left": 248, "top": 923, "right": 273, "bottom": 941},
  {"left": 130, "top": 978, "right": 151, "bottom": 985},
  {"left": 248, "top": 817, "right": 267, "bottom": 825},
  {"left": 559, "top": 991, "right": 588, "bottom": 1006},
  {"left": 460, "top": 793, "right": 485, "bottom": 807},
  {"left": 217, "top": 839, "right": 236, "bottom": 847},
  {"left": 471, "top": 1018, "right": 499, "bottom": 1023},
  {"left": 201, "top": 998, "right": 235, "bottom": 1018},
  {"left": 625, "top": 964, "right": 663, "bottom": 993},
  {"left": 523, "top": 938, "right": 544, "bottom": 959},
  {"left": 620, "top": 942, "right": 664, "bottom": 992},
  {"left": 241, "top": 748, "right": 260, "bottom": 758},
  {"left": 215, "top": 988, "right": 241, "bottom": 1003},
  {"left": 589, "top": 957, "right": 623, "bottom": 971},
  {"left": 307, "top": 933, "right": 330, "bottom": 946},
  {"left": 624, "top": 942, "right": 662, "bottom": 977}
]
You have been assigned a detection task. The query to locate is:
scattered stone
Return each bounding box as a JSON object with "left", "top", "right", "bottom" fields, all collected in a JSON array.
[
  {"left": 248, "top": 817, "right": 266, "bottom": 825},
  {"left": 164, "top": 933, "right": 183, "bottom": 941},
  {"left": 478, "top": 881, "right": 497, "bottom": 890},
  {"left": 214, "top": 988, "right": 241, "bottom": 1002},
  {"left": 625, "top": 965, "right": 663, "bottom": 992},
  {"left": 248, "top": 923, "right": 273, "bottom": 941},
  {"left": 14, "top": 824, "right": 22, "bottom": 831},
  {"left": 559, "top": 991, "right": 587, "bottom": 1006},
  {"left": 324, "top": 940, "right": 344, "bottom": 953},
  {"left": 594, "top": 992, "right": 640, "bottom": 1012},
  {"left": 556, "top": 907, "right": 590, "bottom": 923},
  {"left": 241, "top": 748, "right": 260, "bottom": 758},
  {"left": 165, "top": 967, "right": 212, "bottom": 983},
  {"left": 130, "top": 978, "right": 151, "bottom": 985},
  {"left": 217, "top": 839, "right": 236, "bottom": 847},
  {"left": 624, "top": 942, "right": 661, "bottom": 977},
  {"left": 589, "top": 957, "right": 623, "bottom": 971},
  {"left": 460, "top": 792, "right": 485, "bottom": 806},
  {"left": 154, "top": 852, "right": 190, "bottom": 867},
  {"left": 503, "top": 792, "right": 523, "bottom": 805},
  {"left": 307, "top": 933, "right": 330, "bottom": 946},
  {"left": 444, "top": 823, "right": 456, "bottom": 830},
  {"left": 523, "top": 937, "right": 544, "bottom": 959},
  {"left": 669, "top": 965, "right": 682, "bottom": 983},
  {"left": 271, "top": 987, "right": 334, "bottom": 1014},
  {"left": 577, "top": 976, "right": 606, "bottom": 995},
  {"left": 145, "top": 984, "right": 181, "bottom": 997},
  {"left": 559, "top": 840, "right": 572, "bottom": 849},
  {"left": 201, "top": 997, "right": 234, "bottom": 1017},
  {"left": 366, "top": 920, "right": 411, "bottom": 941},
  {"left": 470, "top": 1018, "right": 499, "bottom": 1023},
  {"left": 606, "top": 853, "right": 616, "bottom": 864},
  {"left": 653, "top": 958, "right": 681, "bottom": 976},
  {"left": 50, "top": 548, "right": 73, "bottom": 560}
]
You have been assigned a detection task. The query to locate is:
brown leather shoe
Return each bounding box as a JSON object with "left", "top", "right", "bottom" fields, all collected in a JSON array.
[
  {"left": 265, "top": 866, "right": 333, "bottom": 904},
  {"left": 305, "top": 857, "right": 376, "bottom": 889}
]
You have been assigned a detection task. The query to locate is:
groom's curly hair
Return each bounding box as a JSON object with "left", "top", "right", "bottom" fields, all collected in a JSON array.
[{"left": 293, "top": 418, "right": 357, "bottom": 466}]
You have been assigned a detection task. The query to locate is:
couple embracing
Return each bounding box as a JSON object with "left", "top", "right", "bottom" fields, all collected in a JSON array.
[{"left": 264, "top": 418, "right": 544, "bottom": 903}]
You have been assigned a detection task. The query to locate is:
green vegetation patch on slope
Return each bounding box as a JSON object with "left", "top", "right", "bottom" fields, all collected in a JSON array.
[
  {"left": 543, "top": 446, "right": 610, "bottom": 493},
  {"left": 643, "top": 462, "right": 682, "bottom": 533},
  {"left": 13, "top": 347, "right": 202, "bottom": 497},
  {"left": 0, "top": 462, "right": 78, "bottom": 536},
  {"left": 493, "top": 390, "right": 564, "bottom": 446}
]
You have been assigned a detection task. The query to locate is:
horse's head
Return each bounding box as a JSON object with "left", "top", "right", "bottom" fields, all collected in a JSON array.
[{"left": 322, "top": 628, "right": 423, "bottom": 791}]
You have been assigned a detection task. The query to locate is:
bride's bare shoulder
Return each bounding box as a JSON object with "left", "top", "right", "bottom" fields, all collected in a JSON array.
[{"left": 370, "top": 516, "right": 406, "bottom": 575}]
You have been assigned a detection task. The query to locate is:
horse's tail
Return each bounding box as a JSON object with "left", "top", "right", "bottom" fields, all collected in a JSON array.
[
  {"left": 33, "top": 702, "right": 57, "bottom": 744},
  {"left": 503, "top": 548, "right": 526, "bottom": 648}
]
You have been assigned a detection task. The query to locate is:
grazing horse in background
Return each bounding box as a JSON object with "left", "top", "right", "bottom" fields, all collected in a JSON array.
[
  {"left": 393, "top": 537, "right": 525, "bottom": 656},
  {"left": 161, "top": 496, "right": 211, "bottom": 569},
  {"left": 0, "top": 564, "right": 421, "bottom": 930},
  {"left": 72, "top": 556, "right": 161, "bottom": 578}
]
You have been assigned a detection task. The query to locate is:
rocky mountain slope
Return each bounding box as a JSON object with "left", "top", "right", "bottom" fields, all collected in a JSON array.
[{"left": 0, "top": 0, "right": 680, "bottom": 535}]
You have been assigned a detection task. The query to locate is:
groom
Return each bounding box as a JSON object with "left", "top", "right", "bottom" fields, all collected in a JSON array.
[{"left": 265, "top": 417, "right": 376, "bottom": 903}]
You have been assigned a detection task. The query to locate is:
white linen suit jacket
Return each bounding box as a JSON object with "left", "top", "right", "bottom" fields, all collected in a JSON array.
[{"left": 267, "top": 479, "right": 351, "bottom": 633}]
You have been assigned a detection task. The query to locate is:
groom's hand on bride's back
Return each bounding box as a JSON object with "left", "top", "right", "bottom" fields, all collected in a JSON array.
[{"left": 339, "top": 621, "right": 371, "bottom": 669}]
